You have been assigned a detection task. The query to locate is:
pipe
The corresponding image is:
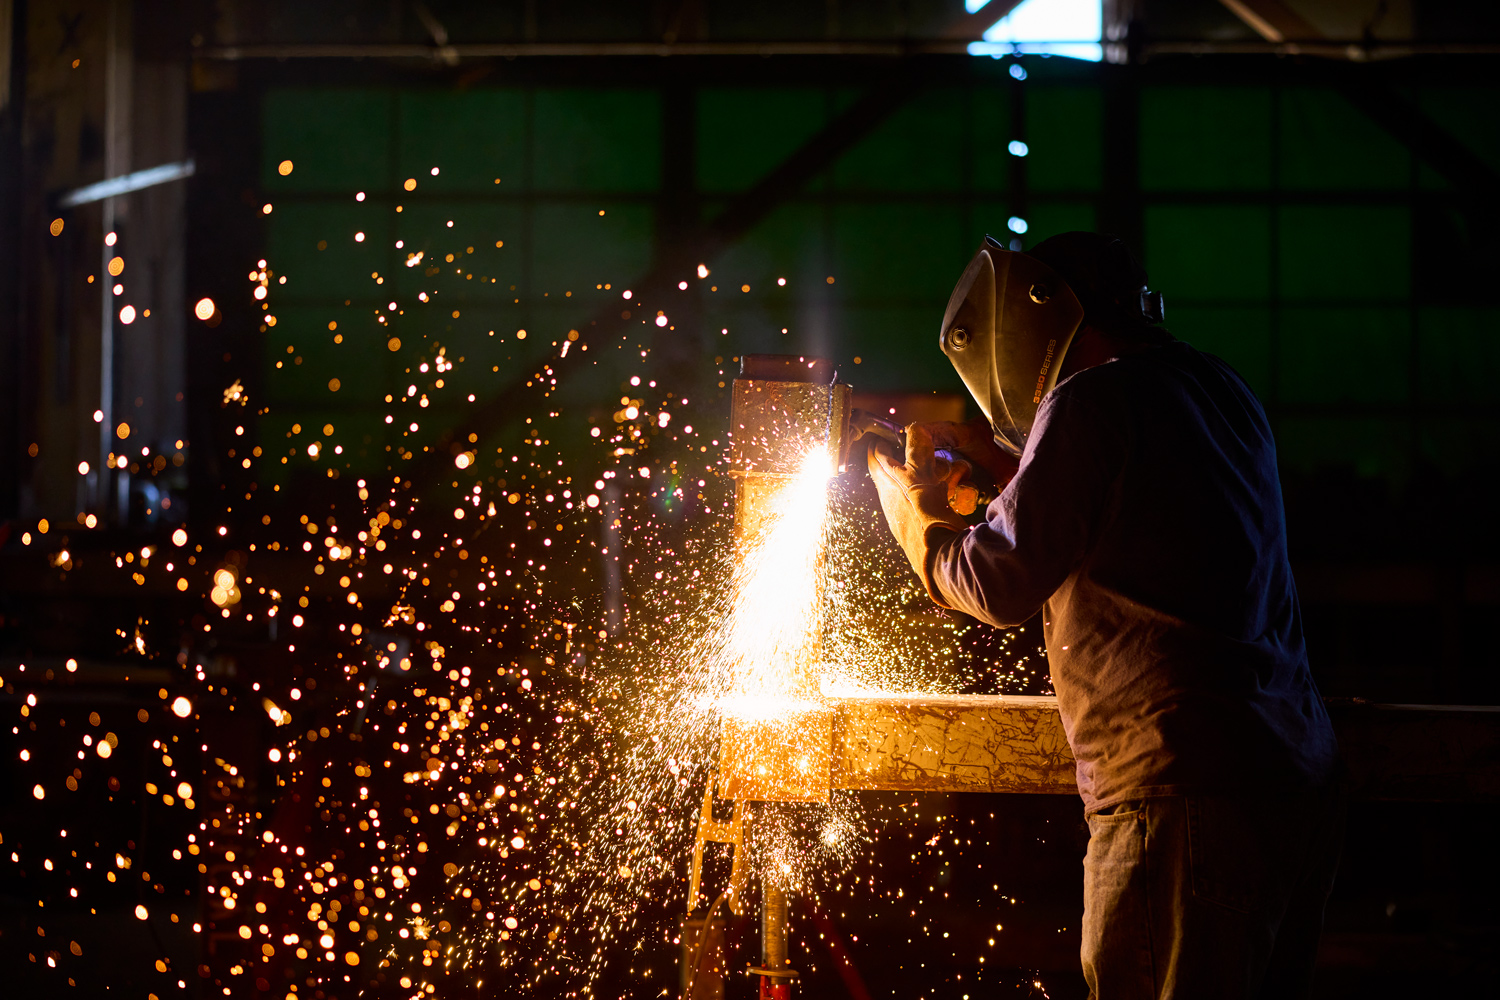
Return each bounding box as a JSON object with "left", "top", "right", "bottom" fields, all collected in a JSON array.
[
  {"left": 755, "top": 878, "right": 796, "bottom": 1000},
  {"left": 762, "top": 880, "right": 788, "bottom": 970}
]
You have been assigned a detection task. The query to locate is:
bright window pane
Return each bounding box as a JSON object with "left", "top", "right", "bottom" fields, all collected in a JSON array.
[{"left": 968, "top": 0, "right": 1103, "bottom": 62}]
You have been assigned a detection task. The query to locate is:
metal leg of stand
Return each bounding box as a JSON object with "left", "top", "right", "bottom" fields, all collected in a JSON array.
[{"left": 751, "top": 879, "right": 796, "bottom": 999}]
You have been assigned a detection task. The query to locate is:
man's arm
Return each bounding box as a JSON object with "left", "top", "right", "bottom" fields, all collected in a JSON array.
[{"left": 931, "top": 384, "right": 1123, "bottom": 627}]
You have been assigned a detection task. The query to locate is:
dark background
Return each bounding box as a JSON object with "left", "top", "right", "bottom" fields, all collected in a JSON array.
[{"left": 2, "top": 2, "right": 1498, "bottom": 998}]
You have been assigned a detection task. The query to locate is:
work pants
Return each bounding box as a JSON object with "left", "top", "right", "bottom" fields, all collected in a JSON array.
[{"left": 1081, "top": 788, "right": 1345, "bottom": 1000}]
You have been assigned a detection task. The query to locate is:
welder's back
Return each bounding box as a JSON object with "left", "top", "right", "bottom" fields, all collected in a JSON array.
[{"left": 932, "top": 338, "right": 1339, "bottom": 812}]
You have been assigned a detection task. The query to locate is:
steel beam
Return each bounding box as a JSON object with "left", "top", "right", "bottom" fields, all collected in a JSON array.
[
  {"left": 767, "top": 693, "right": 1500, "bottom": 801},
  {"left": 830, "top": 694, "right": 1075, "bottom": 794}
]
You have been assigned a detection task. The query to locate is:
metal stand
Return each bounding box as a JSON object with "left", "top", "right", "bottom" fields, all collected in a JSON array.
[{"left": 748, "top": 878, "right": 798, "bottom": 999}]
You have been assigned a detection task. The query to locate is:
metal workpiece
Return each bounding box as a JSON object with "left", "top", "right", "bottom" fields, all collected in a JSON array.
[
  {"left": 728, "top": 354, "right": 853, "bottom": 479},
  {"left": 738, "top": 694, "right": 1500, "bottom": 800},
  {"left": 830, "top": 693, "right": 1077, "bottom": 794},
  {"left": 720, "top": 693, "right": 1076, "bottom": 801},
  {"left": 727, "top": 473, "right": 822, "bottom": 566},
  {"left": 719, "top": 706, "right": 834, "bottom": 803},
  {"left": 717, "top": 353, "right": 850, "bottom": 805}
]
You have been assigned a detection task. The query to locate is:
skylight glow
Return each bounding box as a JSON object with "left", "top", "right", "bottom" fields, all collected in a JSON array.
[{"left": 967, "top": 0, "right": 1104, "bottom": 62}]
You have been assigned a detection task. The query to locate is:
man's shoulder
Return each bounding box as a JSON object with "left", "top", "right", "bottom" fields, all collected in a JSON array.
[
  {"left": 1050, "top": 341, "right": 1183, "bottom": 402},
  {"left": 1049, "top": 340, "right": 1264, "bottom": 425},
  {"left": 1064, "top": 340, "right": 1242, "bottom": 395}
]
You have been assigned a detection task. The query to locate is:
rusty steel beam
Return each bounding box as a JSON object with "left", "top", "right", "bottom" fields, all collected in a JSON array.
[
  {"left": 809, "top": 693, "right": 1500, "bottom": 801},
  {"left": 830, "top": 693, "right": 1075, "bottom": 794}
]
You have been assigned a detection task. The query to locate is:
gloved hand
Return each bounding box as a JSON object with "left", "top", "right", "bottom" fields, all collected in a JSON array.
[
  {"left": 849, "top": 409, "right": 990, "bottom": 515},
  {"left": 922, "top": 416, "right": 1022, "bottom": 489},
  {"left": 867, "top": 423, "right": 968, "bottom": 605}
]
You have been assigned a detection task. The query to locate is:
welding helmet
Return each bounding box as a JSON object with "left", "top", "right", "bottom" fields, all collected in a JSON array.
[{"left": 939, "top": 236, "right": 1085, "bottom": 457}]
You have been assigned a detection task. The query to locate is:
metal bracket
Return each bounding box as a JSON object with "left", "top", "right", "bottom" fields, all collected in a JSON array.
[{"left": 687, "top": 779, "right": 747, "bottom": 916}]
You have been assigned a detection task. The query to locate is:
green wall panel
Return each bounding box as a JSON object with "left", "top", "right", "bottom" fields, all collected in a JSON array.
[
  {"left": 1276, "top": 416, "right": 1413, "bottom": 485},
  {"left": 843, "top": 304, "right": 960, "bottom": 392},
  {"left": 262, "top": 306, "right": 383, "bottom": 405},
  {"left": 1169, "top": 306, "right": 1273, "bottom": 401},
  {"left": 1145, "top": 204, "right": 1271, "bottom": 301},
  {"left": 706, "top": 202, "right": 828, "bottom": 290},
  {"left": 266, "top": 203, "right": 394, "bottom": 304},
  {"left": 531, "top": 202, "right": 654, "bottom": 292},
  {"left": 831, "top": 204, "right": 966, "bottom": 303},
  {"left": 1277, "top": 206, "right": 1410, "bottom": 302},
  {"left": 708, "top": 303, "right": 815, "bottom": 362},
  {"left": 1020, "top": 201, "right": 1096, "bottom": 248},
  {"left": 1279, "top": 88, "right": 1411, "bottom": 191},
  {"left": 532, "top": 89, "right": 660, "bottom": 192},
  {"left": 1026, "top": 87, "right": 1102, "bottom": 193},
  {"left": 969, "top": 85, "right": 1013, "bottom": 194},
  {"left": 1416, "top": 86, "right": 1500, "bottom": 191},
  {"left": 1140, "top": 86, "right": 1273, "bottom": 192},
  {"left": 1278, "top": 307, "right": 1411, "bottom": 405},
  {"left": 395, "top": 91, "right": 526, "bottom": 192},
  {"left": 1419, "top": 418, "right": 1500, "bottom": 478},
  {"left": 256, "top": 78, "right": 1495, "bottom": 500},
  {"left": 391, "top": 203, "right": 524, "bottom": 299},
  {"left": 696, "top": 88, "right": 827, "bottom": 194},
  {"left": 833, "top": 88, "right": 966, "bottom": 193},
  {"left": 440, "top": 306, "right": 560, "bottom": 378},
  {"left": 263, "top": 89, "right": 394, "bottom": 192},
  {"left": 1418, "top": 307, "right": 1500, "bottom": 406},
  {"left": 965, "top": 201, "right": 1015, "bottom": 251}
]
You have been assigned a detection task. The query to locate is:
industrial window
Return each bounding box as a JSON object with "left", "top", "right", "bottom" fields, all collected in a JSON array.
[{"left": 967, "top": 0, "right": 1105, "bottom": 62}]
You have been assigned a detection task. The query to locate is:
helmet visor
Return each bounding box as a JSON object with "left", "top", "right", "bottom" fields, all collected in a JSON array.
[{"left": 939, "top": 238, "right": 1085, "bottom": 455}]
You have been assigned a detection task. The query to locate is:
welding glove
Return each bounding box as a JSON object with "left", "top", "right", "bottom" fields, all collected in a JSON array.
[
  {"left": 922, "top": 416, "right": 1022, "bottom": 490},
  {"left": 867, "top": 423, "right": 968, "bottom": 606}
]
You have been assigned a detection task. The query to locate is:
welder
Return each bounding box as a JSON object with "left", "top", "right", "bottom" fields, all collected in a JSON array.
[{"left": 866, "top": 232, "right": 1342, "bottom": 999}]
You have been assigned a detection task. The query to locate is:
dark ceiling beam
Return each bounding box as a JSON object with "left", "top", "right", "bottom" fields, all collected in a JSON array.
[
  {"left": 195, "top": 38, "right": 1500, "bottom": 64},
  {"left": 1205, "top": 2, "right": 1500, "bottom": 60},
  {"left": 1140, "top": 40, "right": 1500, "bottom": 59},
  {"left": 198, "top": 3, "right": 1030, "bottom": 61},
  {"left": 198, "top": 41, "right": 976, "bottom": 60},
  {"left": 409, "top": 60, "right": 938, "bottom": 479},
  {"left": 1336, "top": 81, "right": 1500, "bottom": 211},
  {"left": 1216, "top": 0, "right": 1323, "bottom": 45}
]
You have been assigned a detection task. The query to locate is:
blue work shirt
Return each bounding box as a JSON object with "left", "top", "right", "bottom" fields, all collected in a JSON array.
[{"left": 931, "top": 339, "right": 1338, "bottom": 813}]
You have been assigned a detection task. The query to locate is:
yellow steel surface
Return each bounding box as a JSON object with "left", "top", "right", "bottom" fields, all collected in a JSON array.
[
  {"left": 719, "top": 707, "right": 834, "bottom": 802},
  {"left": 830, "top": 694, "right": 1077, "bottom": 794},
  {"left": 717, "top": 688, "right": 1500, "bottom": 802},
  {"left": 720, "top": 694, "right": 1077, "bottom": 800},
  {"left": 729, "top": 378, "right": 852, "bottom": 477}
]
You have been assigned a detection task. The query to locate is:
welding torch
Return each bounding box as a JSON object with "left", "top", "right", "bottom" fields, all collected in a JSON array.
[{"left": 847, "top": 409, "right": 998, "bottom": 517}]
